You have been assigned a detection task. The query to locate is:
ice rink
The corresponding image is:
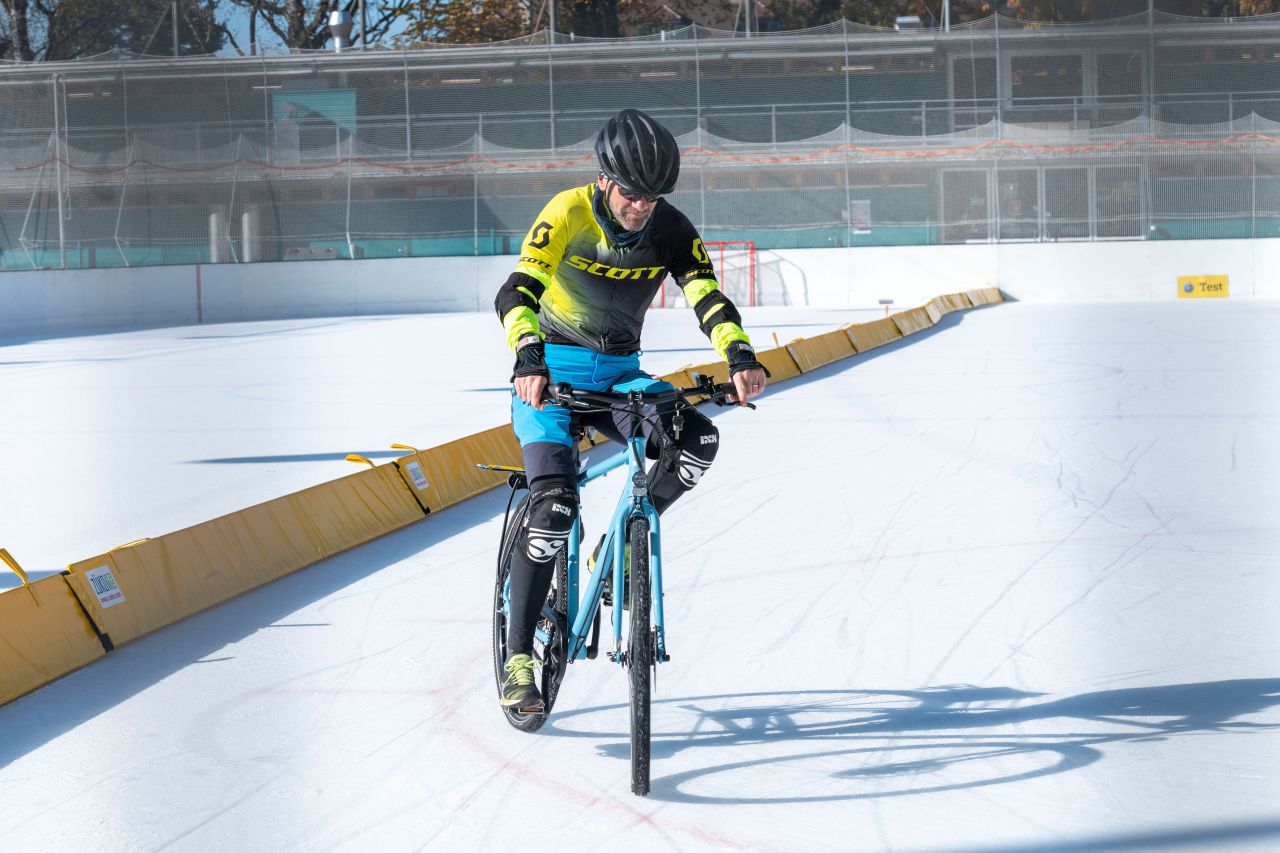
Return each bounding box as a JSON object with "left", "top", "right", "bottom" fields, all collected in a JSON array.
[{"left": 2, "top": 300, "right": 1279, "bottom": 851}]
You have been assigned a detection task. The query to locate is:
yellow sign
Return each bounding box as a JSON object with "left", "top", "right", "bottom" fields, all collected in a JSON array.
[{"left": 1177, "top": 275, "right": 1229, "bottom": 299}]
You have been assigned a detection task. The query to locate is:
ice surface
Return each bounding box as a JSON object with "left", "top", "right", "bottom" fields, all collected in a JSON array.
[{"left": 2, "top": 301, "right": 1278, "bottom": 851}]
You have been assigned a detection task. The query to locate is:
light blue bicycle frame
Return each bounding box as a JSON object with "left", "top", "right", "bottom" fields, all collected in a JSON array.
[{"left": 530, "top": 430, "right": 667, "bottom": 666}]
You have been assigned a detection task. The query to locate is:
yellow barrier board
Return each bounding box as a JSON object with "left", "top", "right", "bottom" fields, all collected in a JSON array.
[
  {"left": 396, "top": 424, "right": 524, "bottom": 513},
  {"left": 671, "top": 348, "right": 798, "bottom": 390},
  {"left": 683, "top": 360, "right": 730, "bottom": 384},
  {"left": 891, "top": 305, "right": 936, "bottom": 336},
  {"left": 786, "top": 330, "right": 856, "bottom": 373},
  {"left": 965, "top": 287, "right": 1004, "bottom": 306},
  {"left": 757, "top": 346, "right": 802, "bottom": 382},
  {"left": 65, "top": 464, "right": 424, "bottom": 646},
  {"left": 1177, "top": 275, "right": 1229, "bottom": 299},
  {"left": 845, "top": 317, "right": 903, "bottom": 353},
  {"left": 1, "top": 575, "right": 106, "bottom": 706},
  {"left": 931, "top": 292, "right": 973, "bottom": 315},
  {"left": 659, "top": 368, "right": 696, "bottom": 390}
]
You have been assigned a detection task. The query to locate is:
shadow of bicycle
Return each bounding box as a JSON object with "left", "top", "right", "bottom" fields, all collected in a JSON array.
[{"left": 543, "top": 678, "right": 1280, "bottom": 804}]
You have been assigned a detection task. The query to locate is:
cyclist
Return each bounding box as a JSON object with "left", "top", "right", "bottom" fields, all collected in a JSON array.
[{"left": 494, "top": 108, "right": 769, "bottom": 711}]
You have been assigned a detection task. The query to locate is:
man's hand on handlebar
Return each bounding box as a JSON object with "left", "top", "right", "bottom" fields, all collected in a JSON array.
[
  {"left": 511, "top": 334, "right": 549, "bottom": 410},
  {"left": 729, "top": 367, "right": 768, "bottom": 408},
  {"left": 515, "top": 374, "right": 549, "bottom": 410},
  {"left": 726, "top": 341, "right": 769, "bottom": 408}
]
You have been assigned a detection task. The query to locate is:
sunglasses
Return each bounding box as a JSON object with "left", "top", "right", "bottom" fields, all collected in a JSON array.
[{"left": 614, "top": 186, "right": 660, "bottom": 204}]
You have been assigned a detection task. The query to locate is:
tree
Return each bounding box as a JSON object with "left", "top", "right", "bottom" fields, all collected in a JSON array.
[
  {"left": 393, "top": 0, "right": 534, "bottom": 44},
  {"left": 0, "top": 0, "right": 38, "bottom": 60},
  {"left": 392, "top": 0, "right": 699, "bottom": 43},
  {"left": 1002, "top": 0, "right": 1146, "bottom": 20},
  {"left": 1005, "top": 0, "right": 1280, "bottom": 18},
  {"left": 0, "top": 0, "right": 225, "bottom": 61},
  {"left": 220, "top": 0, "right": 407, "bottom": 53}
]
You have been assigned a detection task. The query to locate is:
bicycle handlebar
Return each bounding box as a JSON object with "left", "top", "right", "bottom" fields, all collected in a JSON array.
[{"left": 542, "top": 373, "right": 751, "bottom": 411}]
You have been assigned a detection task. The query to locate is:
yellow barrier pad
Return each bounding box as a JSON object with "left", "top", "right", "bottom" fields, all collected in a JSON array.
[
  {"left": 757, "top": 346, "right": 802, "bottom": 382},
  {"left": 683, "top": 360, "right": 730, "bottom": 384},
  {"left": 966, "top": 287, "right": 1004, "bottom": 306},
  {"left": 659, "top": 368, "right": 712, "bottom": 404},
  {"left": 65, "top": 464, "right": 424, "bottom": 646},
  {"left": 892, "top": 305, "right": 936, "bottom": 336},
  {"left": 932, "top": 292, "right": 973, "bottom": 315},
  {"left": 659, "top": 368, "right": 696, "bottom": 389},
  {"left": 396, "top": 424, "right": 524, "bottom": 513},
  {"left": 668, "top": 350, "right": 800, "bottom": 390},
  {"left": 846, "top": 317, "right": 904, "bottom": 352},
  {"left": 786, "top": 330, "right": 857, "bottom": 373},
  {"left": 0, "top": 575, "right": 106, "bottom": 706}
]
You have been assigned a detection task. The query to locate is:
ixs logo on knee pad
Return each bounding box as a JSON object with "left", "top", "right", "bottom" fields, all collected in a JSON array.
[
  {"left": 699, "top": 434, "right": 718, "bottom": 445},
  {"left": 552, "top": 503, "right": 572, "bottom": 516},
  {"left": 527, "top": 537, "right": 567, "bottom": 561},
  {"left": 677, "top": 451, "right": 711, "bottom": 488}
]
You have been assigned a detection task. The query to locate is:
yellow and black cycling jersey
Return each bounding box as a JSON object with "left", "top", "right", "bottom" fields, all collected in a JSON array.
[{"left": 495, "top": 184, "right": 750, "bottom": 357}]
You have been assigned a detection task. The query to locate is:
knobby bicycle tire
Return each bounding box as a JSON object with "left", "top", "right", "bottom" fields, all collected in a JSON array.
[
  {"left": 491, "top": 495, "right": 568, "bottom": 734},
  {"left": 627, "top": 516, "right": 652, "bottom": 796}
]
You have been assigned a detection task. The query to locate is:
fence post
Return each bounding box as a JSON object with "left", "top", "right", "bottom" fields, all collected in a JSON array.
[
  {"left": 115, "top": 136, "right": 134, "bottom": 267},
  {"left": 53, "top": 73, "right": 67, "bottom": 270},
  {"left": 994, "top": 14, "right": 1003, "bottom": 139},
  {"left": 343, "top": 136, "right": 355, "bottom": 262},
  {"left": 403, "top": 54, "right": 412, "bottom": 162},
  {"left": 843, "top": 18, "right": 852, "bottom": 249},
  {"left": 547, "top": 30, "right": 556, "bottom": 151},
  {"left": 693, "top": 25, "right": 706, "bottom": 235},
  {"left": 474, "top": 114, "right": 482, "bottom": 257}
]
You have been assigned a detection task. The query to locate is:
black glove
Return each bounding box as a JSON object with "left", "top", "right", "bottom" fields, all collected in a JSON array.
[
  {"left": 725, "top": 341, "right": 771, "bottom": 378},
  {"left": 511, "top": 336, "right": 549, "bottom": 382}
]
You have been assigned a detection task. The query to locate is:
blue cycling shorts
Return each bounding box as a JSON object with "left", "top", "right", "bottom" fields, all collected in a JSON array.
[{"left": 511, "top": 344, "right": 674, "bottom": 451}]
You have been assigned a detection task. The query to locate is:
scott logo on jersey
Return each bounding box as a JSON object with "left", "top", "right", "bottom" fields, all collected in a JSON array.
[{"left": 564, "top": 255, "right": 665, "bottom": 281}]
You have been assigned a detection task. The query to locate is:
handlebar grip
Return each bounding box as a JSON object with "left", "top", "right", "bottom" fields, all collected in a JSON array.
[{"left": 538, "top": 381, "right": 570, "bottom": 406}]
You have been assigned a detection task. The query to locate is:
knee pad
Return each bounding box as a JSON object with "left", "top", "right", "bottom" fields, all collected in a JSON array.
[
  {"left": 521, "top": 480, "right": 579, "bottom": 564},
  {"left": 666, "top": 413, "right": 719, "bottom": 489}
]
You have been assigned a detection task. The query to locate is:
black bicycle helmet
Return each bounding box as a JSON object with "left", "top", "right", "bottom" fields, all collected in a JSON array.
[{"left": 595, "top": 108, "right": 680, "bottom": 196}]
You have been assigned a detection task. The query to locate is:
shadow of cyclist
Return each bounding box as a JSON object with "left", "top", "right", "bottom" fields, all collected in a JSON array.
[{"left": 544, "top": 678, "right": 1280, "bottom": 804}]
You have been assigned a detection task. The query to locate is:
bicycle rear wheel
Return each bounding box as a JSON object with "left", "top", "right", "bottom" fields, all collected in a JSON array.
[
  {"left": 492, "top": 496, "right": 568, "bottom": 733},
  {"left": 627, "top": 516, "right": 652, "bottom": 796}
]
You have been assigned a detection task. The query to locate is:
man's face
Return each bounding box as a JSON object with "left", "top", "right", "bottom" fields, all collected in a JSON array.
[{"left": 597, "top": 176, "right": 658, "bottom": 232}]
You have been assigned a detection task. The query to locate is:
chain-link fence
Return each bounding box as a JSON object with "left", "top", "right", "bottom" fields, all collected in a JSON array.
[{"left": 3, "top": 13, "right": 1280, "bottom": 270}]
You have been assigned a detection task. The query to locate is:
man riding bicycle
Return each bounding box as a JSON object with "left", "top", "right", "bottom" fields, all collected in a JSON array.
[{"left": 494, "top": 108, "right": 769, "bottom": 711}]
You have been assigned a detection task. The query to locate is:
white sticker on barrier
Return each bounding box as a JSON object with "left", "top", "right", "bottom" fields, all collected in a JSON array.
[
  {"left": 406, "top": 461, "right": 429, "bottom": 492},
  {"left": 84, "top": 565, "right": 126, "bottom": 608}
]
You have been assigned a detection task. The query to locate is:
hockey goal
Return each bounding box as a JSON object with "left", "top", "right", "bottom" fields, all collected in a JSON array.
[{"left": 654, "top": 240, "right": 757, "bottom": 309}]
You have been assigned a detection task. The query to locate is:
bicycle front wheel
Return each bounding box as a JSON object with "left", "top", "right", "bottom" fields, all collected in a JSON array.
[{"left": 627, "top": 516, "right": 652, "bottom": 796}]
